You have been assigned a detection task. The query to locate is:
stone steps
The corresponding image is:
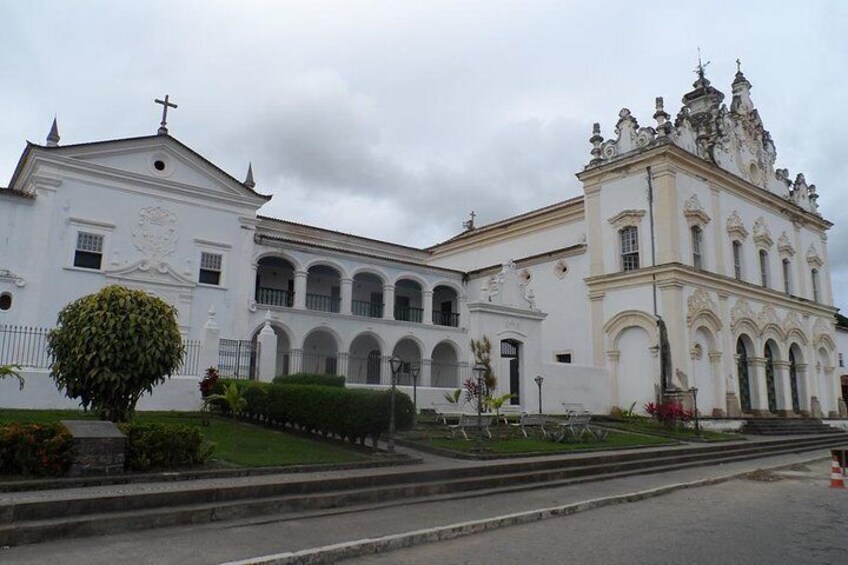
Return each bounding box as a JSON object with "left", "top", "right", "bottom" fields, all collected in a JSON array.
[
  {"left": 1, "top": 433, "right": 846, "bottom": 547},
  {"left": 741, "top": 418, "right": 842, "bottom": 435}
]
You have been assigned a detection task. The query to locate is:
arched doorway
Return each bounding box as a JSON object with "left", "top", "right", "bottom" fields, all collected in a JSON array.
[
  {"left": 392, "top": 337, "right": 422, "bottom": 385},
  {"left": 788, "top": 345, "right": 802, "bottom": 414},
  {"left": 394, "top": 279, "right": 423, "bottom": 323},
  {"left": 255, "top": 256, "right": 296, "bottom": 307},
  {"left": 736, "top": 336, "right": 753, "bottom": 413},
  {"left": 432, "top": 341, "right": 460, "bottom": 388},
  {"left": 432, "top": 285, "right": 459, "bottom": 327},
  {"left": 501, "top": 339, "right": 521, "bottom": 405},
  {"left": 763, "top": 340, "right": 779, "bottom": 414},
  {"left": 302, "top": 329, "right": 339, "bottom": 375},
  {"left": 349, "top": 333, "right": 382, "bottom": 385},
  {"left": 306, "top": 264, "right": 342, "bottom": 313},
  {"left": 615, "top": 327, "right": 655, "bottom": 412}
]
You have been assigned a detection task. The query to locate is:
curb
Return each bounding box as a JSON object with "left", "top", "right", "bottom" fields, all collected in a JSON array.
[{"left": 221, "top": 454, "right": 828, "bottom": 565}]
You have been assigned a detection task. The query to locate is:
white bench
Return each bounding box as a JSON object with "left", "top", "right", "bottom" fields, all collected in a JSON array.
[
  {"left": 499, "top": 404, "right": 524, "bottom": 424},
  {"left": 448, "top": 413, "right": 494, "bottom": 440},
  {"left": 512, "top": 413, "right": 552, "bottom": 438},
  {"left": 434, "top": 404, "right": 466, "bottom": 425},
  {"left": 553, "top": 409, "right": 608, "bottom": 441}
]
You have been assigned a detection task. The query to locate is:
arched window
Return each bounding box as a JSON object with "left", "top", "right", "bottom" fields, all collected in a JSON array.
[
  {"left": 691, "top": 226, "right": 703, "bottom": 270},
  {"left": 811, "top": 268, "right": 820, "bottom": 302},
  {"left": 759, "top": 249, "right": 769, "bottom": 288},
  {"left": 619, "top": 226, "right": 639, "bottom": 272},
  {"left": 732, "top": 241, "right": 743, "bottom": 280},
  {"left": 782, "top": 258, "right": 792, "bottom": 295}
]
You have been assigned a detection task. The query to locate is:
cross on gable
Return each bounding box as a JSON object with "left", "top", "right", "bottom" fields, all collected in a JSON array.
[{"left": 155, "top": 94, "right": 178, "bottom": 135}]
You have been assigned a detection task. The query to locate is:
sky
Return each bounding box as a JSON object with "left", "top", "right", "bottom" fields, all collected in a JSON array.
[{"left": 2, "top": 0, "right": 847, "bottom": 307}]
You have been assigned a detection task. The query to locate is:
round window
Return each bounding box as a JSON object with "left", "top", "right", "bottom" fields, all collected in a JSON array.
[
  {"left": 0, "top": 293, "right": 11, "bottom": 311},
  {"left": 154, "top": 160, "right": 166, "bottom": 171}
]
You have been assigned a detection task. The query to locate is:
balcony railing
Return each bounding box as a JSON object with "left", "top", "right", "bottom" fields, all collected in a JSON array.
[
  {"left": 255, "top": 287, "right": 293, "bottom": 308},
  {"left": 432, "top": 311, "right": 460, "bottom": 327},
  {"left": 352, "top": 300, "right": 384, "bottom": 318},
  {"left": 394, "top": 305, "right": 423, "bottom": 323},
  {"left": 306, "top": 293, "right": 341, "bottom": 313}
]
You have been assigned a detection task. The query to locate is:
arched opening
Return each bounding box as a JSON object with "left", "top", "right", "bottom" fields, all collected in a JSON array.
[
  {"left": 394, "top": 279, "right": 423, "bottom": 323},
  {"left": 763, "top": 340, "right": 779, "bottom": 414},
  {"left": 255, "top": 256, "right": 295, "bottom": 307},
  {"left": 302, "top": 329, "right": 339, "bottom": 375},
  {"left": 349, "top": 333, "right": 382, "bottom": 385},
  {"left": 789, "top": 344, "right": 803, "bottom": 414},
  {"left": 500, "top": 339, "right": 522, "bottom": 405},
  {"left": 352, "top": 272, "right": 385, "bottom": 318},
  {"left": 392, "top": 338, "right": 422, "bottom": 385},
  {"left": 736, "top": 336, "right": 754, "bottom": 413},
  {"left": 615, "top": 327, "right": 654, "bottom": 412},
  {"left": 432, "top": 285, "right": 459, "bottom": 327},
  {"left": 251, "top": 324, "right": 292, "bottom": 378},
  {"left": 431, "top": 341, "right": 460, "bottom": 388},
  {"left": 306, "top": 265, "right": 342, "bottom": 313},
  {"left": 691, "top": 327, "right": 717, "bottom": 412}
]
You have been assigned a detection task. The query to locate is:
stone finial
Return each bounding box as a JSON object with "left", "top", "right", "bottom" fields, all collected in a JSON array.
[
  {"left": 260, "top": 310, "right": 275, "bottom": 336},
  {"left": 653, "top": 97, "right": 672, "bottom": 137},
  {"left": 46, "top": 117, "right": 60, "bottom": 147},
  {"left": 244, "top": 163, "right": 256, "bottom": 189},
  {"left": 589, "top": 122, "right": 604, "bottom": 165}
]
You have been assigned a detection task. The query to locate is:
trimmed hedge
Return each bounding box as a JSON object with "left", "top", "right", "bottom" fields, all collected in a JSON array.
[
  {"left": 119, "top": 422, "right": 211, "bottom": 471},
  {"left": 0, "top": 423, "right": 74, "bottom": 476},
  {"left": 212, "top": 379, "right": 414, "bottom": 445},
  {"left": 272, "top": 373, "right": 345, "bottom": 388}
]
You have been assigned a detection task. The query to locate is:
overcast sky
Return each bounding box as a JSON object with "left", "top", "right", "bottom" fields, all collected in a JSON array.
[{"left": 2, "top": 1, "right": 847, "bottom": 307}]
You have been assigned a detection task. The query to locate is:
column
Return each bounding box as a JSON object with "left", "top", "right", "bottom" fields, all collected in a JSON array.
[
  {"left": 457, "top": 295, "right": 468, "bottom": 329},
  {"left": 423, "top": 289, "right": 434, "bottom": 325},
  {"left": 289, "top": 348, "right": 303, "bottom": 374},
  {"left": 293, "top": 270, "right": 308, "bottom": 310},
  {"left": 727, "top": 353, "right": 742, "bottom": 418},
  {"left": 795, "top": 363, "right": 811, "bottom": 415},
  {"left": 337, "top": 352, "right": 350, "bottom": 381},
  {"left": 826, "top": 367, "right": 840, "bottom": 418},
  {"left": 420, "top": 358, "right": 432, "bottom": 387},
  {"left": 749, "top": 357, "right": 770, "bottom": 416},
  {"left": 709, "top": 352, "right": 725, "bottom": 416},
  {"left": 198, "top": 306, "right": 220, "bottom": 378},
  {"left": 381, "top": 355, "right": 392, "bottom": 385},
  {"left": 607, "top": 351, "right": 621, "bottom": 409},
  {"left": 383, "top": 284, "right": 395, "bottom": 320},
  {"left": 340, "top": 277, "right": 353, "bottom": 315},
  {"left": 773, "top": 360, "right": 793, "bottom": 417},
  {"left": 256, "top": 314, "right": 277, "bottom": 382}
]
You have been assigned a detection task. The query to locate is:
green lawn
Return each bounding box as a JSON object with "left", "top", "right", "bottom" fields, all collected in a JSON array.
[
  {"left": 0, "top": 409, "right": 367, "bottom": 468},
  {"left": 602, "top": 418, "right": 741, "bottom": 442},
  {"left": 415, "top": 429, "right": 674, "bottom": 454}
]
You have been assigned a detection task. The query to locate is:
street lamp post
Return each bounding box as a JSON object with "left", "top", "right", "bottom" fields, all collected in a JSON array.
[
  {"left": 534, "top": 375, "right": 544, "bottom": 414},
  {"left": 472, "top": 363, "right": 487, "bottom": 441},
  {"left": 388, "top": 355, "right": 403, "bottom": 453},
  {"left": 690, "top": 386, "right": 700, "bottom": 435},
  {"left": 410, "top": 363, "right": 420, "bottom": 424}
]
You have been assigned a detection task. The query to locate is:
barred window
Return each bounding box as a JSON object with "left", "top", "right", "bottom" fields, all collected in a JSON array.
[
  {"left": 73, "top": 231, "right": 104, "bottom": 269},
  {"left": 199, "top": 252, "right": 222, "bottom": 285},
  {"left": 620, "top": 226, "right": 639, "bottom": 272},
  {"left": 691, "top": 226, "right": 703, "bottom": 270},
  {"left": 732, "top": 241, "right": 743, "bottom": 280}
]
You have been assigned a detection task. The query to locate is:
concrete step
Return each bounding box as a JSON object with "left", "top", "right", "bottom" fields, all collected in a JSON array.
[
  {"left": 741, "top": 418, "right": 841, "bottom": 435},
  {"left": 1, "top": 433, "right": 846, "bottom": 547}
]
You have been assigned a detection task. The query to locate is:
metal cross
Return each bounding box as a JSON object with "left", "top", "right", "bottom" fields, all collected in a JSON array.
[
  {"left": 694, "top": 47, "right": 710, "bottom": 79},
  {"left": 463, "top": 210, "right": 477, "bottom": 230},
  {"left": 736, "top": 58, "right": 742, "bottom": 73},
  {"left": 154, "top": 94, "right": 178, "bottom": 135}
]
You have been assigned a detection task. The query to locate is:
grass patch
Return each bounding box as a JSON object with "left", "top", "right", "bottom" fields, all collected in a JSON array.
[
  {"left": 603, "top": 418, "right": 741, "bottom": 441},
  {"left": 0, "top": 409, "right": 367, "bottom": 468}
]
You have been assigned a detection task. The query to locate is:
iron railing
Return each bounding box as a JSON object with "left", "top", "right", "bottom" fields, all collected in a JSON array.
[
  {"left": 300, "top": 351, "right": 338, "bottom": 375},
  {"left": 346, "top": 354, "right": 383, "bottom": 385},
  {"left": 179, "top": 340, "right": 201, "bottom": 376},
  {"left": 432, "top": 311, "right": 460, "bottom": 327},
  {"left": 255, "top": 287, "right": 293, "bottom": 308},
  {"left": 0, "top": 324, "right": 52, "bottom": 368},
  {"left": 394, "top": 305, "right": 423, "bottom": 323},
  {"left": 306, "top": 293, "right": 340, "bottom": 313},
  {"left": 352, "top": 300, "right": 383, "bottom": 318},
  {"left": 218, "top": 339, "right": 258, "bottom": 379}
]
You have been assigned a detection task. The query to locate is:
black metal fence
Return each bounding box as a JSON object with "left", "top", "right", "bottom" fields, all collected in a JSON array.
[
  {"left": 0, "top": 324, "right": 201, "bottom": 376},
  {"left": 218, "top": 338, "right": 258, "bottom": 379}
]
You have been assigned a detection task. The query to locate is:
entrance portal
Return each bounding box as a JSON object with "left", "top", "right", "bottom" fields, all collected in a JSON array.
[{"left": 501, "top": 339, "right": 521, "bottom": 405}]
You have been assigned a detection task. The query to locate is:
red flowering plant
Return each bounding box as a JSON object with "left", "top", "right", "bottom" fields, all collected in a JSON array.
[
  {"left": 463, "top": 378, "right": 486, "bottom": 411},
  {"left": 645, "top": 400, "right": 694, "bottom": 426},
  {"left": 199, "top": 366, "right": 220, "bottom": 398}
]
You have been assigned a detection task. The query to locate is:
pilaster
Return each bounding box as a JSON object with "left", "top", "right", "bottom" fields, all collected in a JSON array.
[
  {"left": 383, "top": 285, "right": 395, "bottom": 321},
  {"left": 423, "top": 289, "right": 434, "bottom": 325},
  {"left": 257, "top": 315, "right": 278, "bottom": 382},
  {"left": 773, "top": 360, "right": 793, "bottom": 416},
  {"left": 340, "top": 277, "right": 353, "bottom": 315},
  {"left": 749, "top": 357, "right": 770, "bottom": 416},
  {"left": 293, "top": 270, "right": 308, "bottom": 310}
]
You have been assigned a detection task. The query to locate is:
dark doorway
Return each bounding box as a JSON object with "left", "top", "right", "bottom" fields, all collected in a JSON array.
[
  {"left": 736, "top": 338, "right": 752, "bottom": 413},
  {"left": 501, "top": 339, "right": 521, "bottom": 405},
  {"left": 789, "top": 349, "right": 801, "bottom": 414},
  {"left": 764, "top": 343, "right": 778, "bottom": 413},
  {"left": 366, "top": 350, "right": 381, "bottom": 384}
]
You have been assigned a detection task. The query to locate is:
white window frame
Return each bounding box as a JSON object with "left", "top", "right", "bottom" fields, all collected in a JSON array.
[
  {"left": 691, "top": 225, "right": 703, "bottom": 270},
  {"left": 782, "top": 258, "right": 792, "bottom": 295},
  {"left": 759, "top": 249, "right": 769, "bottom": 288},
  {"left": 66, "top": 219, "right": 114, "bottom": 273},
  {"left": 811, "top": 268, "right": 820, "bottom": 302},
  {"left": 195, "top": 239, "right": 231, "bottom": 289},
  {"left": 619, "top": 226, "right": 640, "bottom": 272},
  {"left": 732, "top": 240, "right": 743, "bottom": 281}
]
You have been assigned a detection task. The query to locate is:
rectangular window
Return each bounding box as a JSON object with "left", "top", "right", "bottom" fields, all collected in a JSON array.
[
  {"left": 811, "top": 268, "right": 820, "bottom": 302},
  {"left": 73, "top": 232, "right": 104, "bottom": 269},
  {"left": 782, "top": 259, "right": 792, "bottom": 295},
  {"left": 199, "top": 252, "right": 222, "bottom": 285},
  {"left": 555, "top": 353, "right": 573, "bottom": 364},
  {"left": 691, "top": 226, "right": 703, "bottom": 270},
  {"left": 759, "top": 250, "right": 769, "bottom": 288},
  {"left": 732, "top": 241, "right": 743, "bottom": 281},
  {"left": 840, "top": 353, "right": 844, "bottom": 368},
  {"left": 620, "top": 226, "right": 639, "bottom": 272}
]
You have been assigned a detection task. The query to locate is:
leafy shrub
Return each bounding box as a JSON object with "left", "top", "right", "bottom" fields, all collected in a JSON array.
[
  {"left": 199, "top": 367, "right": 220, "bottom": 398},
  {"left": 0, "top": 423, "right": 74, "bottom": 476},
  {"left": 272, "top": 373, "right": 345, "bottom": 388},
  {"left": 212, "top": 379, "right": 414, "bottom": 445},
  {"left": 47, "top": 285, "right": 184, "bottom": 422},
  {"left": 645, "top": 400, "right": 694, "bottom": 424},
  {"left": 119, "top": 422, "right": 210, "bottom": 471}
]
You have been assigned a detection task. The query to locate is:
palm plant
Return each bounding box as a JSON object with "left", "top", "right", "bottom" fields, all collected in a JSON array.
[
  {"left": 0, "top": 364, "right": 24, "bottom": 391},
  {"left": 202, "top": 383, "right": 247, "bottom": 448}
]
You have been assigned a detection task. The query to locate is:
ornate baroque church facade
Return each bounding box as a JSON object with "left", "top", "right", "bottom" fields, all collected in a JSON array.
[{"left": 1, "top": 66, "right": 845, "bottom": 418}]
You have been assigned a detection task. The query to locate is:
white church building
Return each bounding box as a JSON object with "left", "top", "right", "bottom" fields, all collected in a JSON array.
[{"left": 1, "top": 66, "right": 846, "bottom": 419}]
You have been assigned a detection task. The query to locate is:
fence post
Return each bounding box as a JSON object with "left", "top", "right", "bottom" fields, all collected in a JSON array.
[
  {"left": 257, "top": 311, "right": 278, "bottom": 382},
  {"left": 198, "top": 306, "right": 220, "bottom": 378}
]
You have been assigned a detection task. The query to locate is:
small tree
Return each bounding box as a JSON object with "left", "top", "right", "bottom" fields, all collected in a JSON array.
[
  {"left": 470, "top": 336, "right": 496, "bottom": 394},
  {"left": 0, "top": 363, "right": 24, "bottom": 391},
  {"left": 47, "top": 285, "right": 184, "bottom": 422}
]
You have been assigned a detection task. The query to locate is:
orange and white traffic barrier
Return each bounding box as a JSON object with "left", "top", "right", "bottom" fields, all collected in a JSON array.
[{"left": 831, "top": 456, "right": 845, "bottom": 489}]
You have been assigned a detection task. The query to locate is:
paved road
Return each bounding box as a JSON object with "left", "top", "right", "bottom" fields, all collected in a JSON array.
[{"left": 350, "top": 459, "right": 848, "bottom": 565}]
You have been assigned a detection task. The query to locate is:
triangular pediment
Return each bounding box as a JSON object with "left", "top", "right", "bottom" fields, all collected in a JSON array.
[
  {"left": 105, "top": 259, "right": 197, "bottom": 289},
  {"left": 37, "top": 135, "right": 269, "bottom": 205}
]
